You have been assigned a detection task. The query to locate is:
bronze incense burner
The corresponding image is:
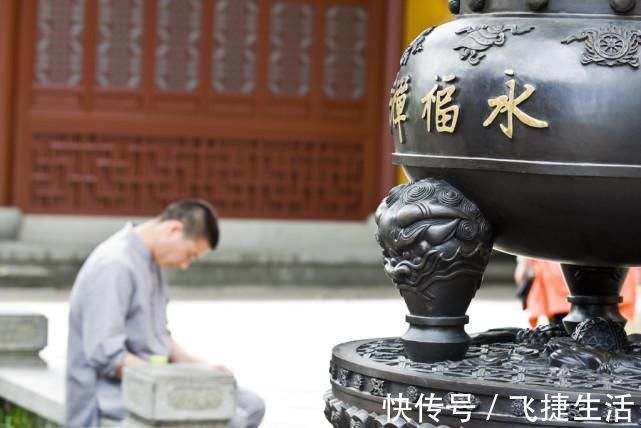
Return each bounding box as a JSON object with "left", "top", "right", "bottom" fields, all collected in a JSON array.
[{"left": 327, "top": 1, "right": 641, "bottom": 426}]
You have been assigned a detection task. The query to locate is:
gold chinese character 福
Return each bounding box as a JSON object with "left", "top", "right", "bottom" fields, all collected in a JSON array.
[
  {"left": 421, "top": 75, "right": 460, "bottom": 134},
  {"left": 389, "top": 75, "right": 411, "bottom": 144},
  {"left": 483, "top": 69, "right": 548, "bottom": 139}
]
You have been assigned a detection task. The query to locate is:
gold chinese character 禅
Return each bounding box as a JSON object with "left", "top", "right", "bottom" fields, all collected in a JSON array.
[{"left": 389, "top": 75, "right": 411, "bottom": 144}]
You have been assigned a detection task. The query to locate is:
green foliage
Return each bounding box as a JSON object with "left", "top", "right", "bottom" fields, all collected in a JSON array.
[{"left": 0, "top": 400, "right": 59, "bottom": 428}]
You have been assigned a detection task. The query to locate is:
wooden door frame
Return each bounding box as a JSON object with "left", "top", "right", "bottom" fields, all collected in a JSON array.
[
  {"left": 10, "top": 0, "right": 399, "bottom": 218},
  {"left": 0, "top": 0, "right": 18, "bottom": 205},
  {"left": 378, "top": 0, "right": 403, "bottom": 203}
]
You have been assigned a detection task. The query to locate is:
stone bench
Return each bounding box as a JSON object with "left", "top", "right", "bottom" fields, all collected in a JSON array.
[
  {"left": 0, "top": 312, "right": 64, "bottom": 426},
  {"left": 0, "top": 313, "right": 236, "bottom": 427}
]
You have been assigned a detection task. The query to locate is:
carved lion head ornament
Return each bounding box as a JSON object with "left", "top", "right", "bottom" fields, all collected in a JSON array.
[{"left": 375, "top": 179, "right": 494, "bottom": 299}]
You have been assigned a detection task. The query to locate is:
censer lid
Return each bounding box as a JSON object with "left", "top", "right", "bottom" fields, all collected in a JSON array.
[{"left": 450, "top": 0, "right": 641, "bottom": 16}]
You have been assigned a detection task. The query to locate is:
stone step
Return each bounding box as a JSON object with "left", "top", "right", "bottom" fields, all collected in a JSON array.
[
  {"left": 0, "top": 251, "right": 517, "bottom": 287},
  {"left": 0, "top": 216, "right": 520, "bottom": 287}
]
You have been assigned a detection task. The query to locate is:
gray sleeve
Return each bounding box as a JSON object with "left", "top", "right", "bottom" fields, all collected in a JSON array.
[
  {"left": 80, "top": 262, "right": 133, "bottom": 377},
  {"left": 160, "top": 271, "right": 171, "bottom": 337}
]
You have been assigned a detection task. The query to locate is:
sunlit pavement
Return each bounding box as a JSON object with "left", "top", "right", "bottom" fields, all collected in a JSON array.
[{"left": 0, "top": 284, "right": 594, "bottom": 428}]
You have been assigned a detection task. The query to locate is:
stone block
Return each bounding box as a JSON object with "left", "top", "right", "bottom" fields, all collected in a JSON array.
[
  {"left": 0, "top": 313, "right": 47, "bottom": 367},
  {"left": 122, "top": 418, "right": 227, "bottom": 428},
  {"left": 0, "top": 207, "right": 22, "bottom": 240},
  {"left": 122, "top": 364, "right": 236, "bottom": 425}
]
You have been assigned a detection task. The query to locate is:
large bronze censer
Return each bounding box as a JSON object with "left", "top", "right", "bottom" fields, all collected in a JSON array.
[{"left": 326, "top": 1, "right": 641, "bottom": 426}]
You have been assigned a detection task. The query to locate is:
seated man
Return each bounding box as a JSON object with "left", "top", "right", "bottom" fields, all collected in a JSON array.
[{"left": 65, "top": 200, "right": 265, "bottom": 428}]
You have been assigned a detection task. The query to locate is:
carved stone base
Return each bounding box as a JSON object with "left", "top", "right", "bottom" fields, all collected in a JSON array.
[
  {"left": 0, "top": 313, "right": 47, "bottom": 368},
  {"left": 324, "top": 391, "right": 451, "bottom": 428},
  {"left": 329, "top": 325, "right": 641, "bottom": 427},
  {"left": 122, "top": 364, "right": 236, "bottom": 427},
  {"left": 121, "top": 415, "right": 228, "bottom": 428},
  {"left": 0, "top": 352, "right": 45, "bottom": 368}
]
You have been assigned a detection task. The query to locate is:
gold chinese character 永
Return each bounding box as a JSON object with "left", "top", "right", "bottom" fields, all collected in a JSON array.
[
  {"left": 483, "top": 69, "right": 548, "bottom": 139},
  {"left": 421, "top": 75, "right": 460, "bottom": 134},
  {"left": 389, "top": 75, "right": 411, "bottom": 144}
]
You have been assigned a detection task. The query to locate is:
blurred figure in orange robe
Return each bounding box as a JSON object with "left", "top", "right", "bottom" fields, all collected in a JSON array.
[{"left": 514, "top": 258, "right": 638, "bottom": 327}]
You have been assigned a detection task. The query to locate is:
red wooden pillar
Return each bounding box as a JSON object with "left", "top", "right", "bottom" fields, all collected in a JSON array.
[
  {"left": 0, "top": 0, "right": 18, "bottom": 205},
  {"left": 378, "top": 0, "right": 403, "bottom": 202}
]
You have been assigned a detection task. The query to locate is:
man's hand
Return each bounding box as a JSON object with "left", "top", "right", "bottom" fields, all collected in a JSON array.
[
  {"left": 167, "top": 337, "right": 234, "bottom": 375},
  {"left": 168, "top": 337, "right": 202, "bottom": 363},
  {"left": 213, "top": 364, "right": 233, "bottom": 375},
  {"left": 115, "top": 353, "right": 147, "bottom": 379}
]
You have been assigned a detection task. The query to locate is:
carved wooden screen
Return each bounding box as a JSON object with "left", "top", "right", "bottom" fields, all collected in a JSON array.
[{"left": 13, "top": 0, "right": 386, "bottom": 219}]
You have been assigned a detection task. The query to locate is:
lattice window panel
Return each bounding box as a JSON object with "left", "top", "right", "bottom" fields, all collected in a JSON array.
[
  {"left": 212, "top": 0, "right": 258, "bottom": 94},
  {"left": 20, "top": 0, "right": 384, "bottom": 219},
  {"left": 155, "top": 0, "right": 202, "bottom": 91},
  {"left": 324, "top": 5, "right": 368, "bottom": 99},
  {"left": 96, "top": 0, "right": 144, "bottom": 88},
  {"left": 30, "top": 134, "right": 366, "bottom": 218},
  {"left": 268, "top": 2, "right": 314, "bottom": 96},
  {"left": 35, "top": 0, "right": 85, "bottom": 85}
]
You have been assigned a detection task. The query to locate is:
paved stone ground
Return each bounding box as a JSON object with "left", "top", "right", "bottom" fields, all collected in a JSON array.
[{"left": 1, "top": 284, "right": 637, "bottom": 428}]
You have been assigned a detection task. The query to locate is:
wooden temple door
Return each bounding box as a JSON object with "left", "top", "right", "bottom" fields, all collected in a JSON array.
[{"left": 11, "top": 0, "right": 388, "bottom": 220}]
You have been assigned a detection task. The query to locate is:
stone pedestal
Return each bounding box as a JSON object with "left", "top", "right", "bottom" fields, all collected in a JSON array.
[
  {"left": 122, "top": 364, "right": 236, "bottom": 428},
  {"left": 0, "top": 207, "right": 22, "bottom": 240},
  {"left": 0, "top": 313, "right": 47, "bottom": 367}
]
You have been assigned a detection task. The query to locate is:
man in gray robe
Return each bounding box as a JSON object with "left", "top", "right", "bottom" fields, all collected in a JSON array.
[{"left": 65, "top": 200, "right": 265, "bottom": 427}]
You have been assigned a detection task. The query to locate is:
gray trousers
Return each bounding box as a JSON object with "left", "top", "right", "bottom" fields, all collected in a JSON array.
[{"left": 228, "top": 388, "right": 266, "bottom": 428}]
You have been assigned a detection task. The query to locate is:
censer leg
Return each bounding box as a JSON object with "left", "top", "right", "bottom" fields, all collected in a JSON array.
[
  {"left": 375, "top": 178, "right": 494, "bottom": 362},
  {"left": 561, "top": 264, "right": 628, "bottom": 334}
]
